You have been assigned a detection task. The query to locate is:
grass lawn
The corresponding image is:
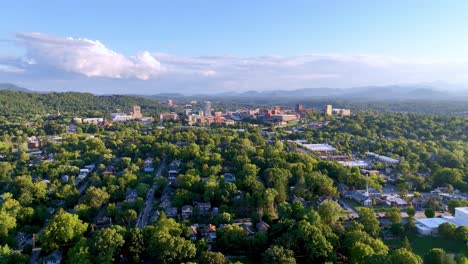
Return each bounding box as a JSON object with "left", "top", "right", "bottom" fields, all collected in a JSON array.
[
  {"left": 342, "top": 198, "right": 361, "bottom": 208},
  {"left": 342, "top": 198, "right": 390, "bottom": 213},
  {"left": 355, "top": 205, "right": 390, "bottom": 213},
  {"left": 285, "top": 120, "right": 300, "bottom": 127},
  {"left": 385, "top": 234, "right": 468, "bottom": 257}
]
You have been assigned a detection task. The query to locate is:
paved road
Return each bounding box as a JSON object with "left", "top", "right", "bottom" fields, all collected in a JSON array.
[
  {"left": 382, "top": 183, "right": 397, "bottom": 194},
  {"left": 136, "top": 158, "right": 166, "bottom": 229},
  {"left": 78, "top": 181, "right": 89, "bottom": 194},
  {"left": 337, "top": 198, "right": 359, "bottom": 218},
  {"left": 29, "top": 248, "right": 41, "bottom": 264}
]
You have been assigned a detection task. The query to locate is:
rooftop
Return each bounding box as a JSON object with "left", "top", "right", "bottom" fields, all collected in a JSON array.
[
  {"left": 339, "top": 160, "right": 370, "bottom": 167},
  {"left": 456, "top": 207, "right": 468, "bottom": 215},
  {"left": 416, "top": 218, "right": 449, "bottom": 229},
  {"left": 302, "top": 143, "right": 336, "bottom": 152}
]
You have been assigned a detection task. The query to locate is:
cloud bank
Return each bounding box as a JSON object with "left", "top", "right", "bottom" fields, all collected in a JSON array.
[
  {"left": 1, "top": 32, "right": 468, "bottom": 94},
  {"left": 15, "top": 32, "right": 163, "bottom": 80}
]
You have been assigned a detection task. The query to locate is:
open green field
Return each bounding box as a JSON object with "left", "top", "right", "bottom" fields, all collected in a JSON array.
[
  {"left": 385, "top": 235, "right": 468, "bottom": 257},
  {"left": 342, "top": 198, "right": 390, "bottom": 212}
]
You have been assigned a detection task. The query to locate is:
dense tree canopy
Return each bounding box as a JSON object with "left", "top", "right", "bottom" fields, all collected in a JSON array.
[{"left": 0, "top": 91, "right": 466, "bottom": 263}]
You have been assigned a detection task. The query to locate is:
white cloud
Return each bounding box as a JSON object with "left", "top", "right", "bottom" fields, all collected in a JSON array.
[
  {"left": 15, "top": 32, "right": 164, "bottom": 80},
  {"left": 0, "top": 64, "right": 24, "bottom": 73},
  {"left": 202, "top": 70, "right": 217, "bottom": 76},
  {"left": 3, "top": 32, "right": 468, "bottom": 93}
]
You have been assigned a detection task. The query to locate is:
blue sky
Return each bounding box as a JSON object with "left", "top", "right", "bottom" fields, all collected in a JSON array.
[{"left": 1, "top": 1, "right": 468, "bottom": 94}]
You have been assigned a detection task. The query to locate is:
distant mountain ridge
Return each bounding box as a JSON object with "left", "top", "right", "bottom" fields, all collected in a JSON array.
[
  {"left": 0, "top": 83, "right": 32, "bottom": 92},
  {"left": 224, "top": 85, "right": 450, "bottom": 99},
  {"left": 149, "top": 85, "right": 466, "bottom": 100},
  {"left": 1, "top": 82, "right": 467, "bottom": 100}
]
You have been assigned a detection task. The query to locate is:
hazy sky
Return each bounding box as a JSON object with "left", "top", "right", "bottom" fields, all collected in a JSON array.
[{"left": 1, "top": 1, "right": 468, "bottom": 94}]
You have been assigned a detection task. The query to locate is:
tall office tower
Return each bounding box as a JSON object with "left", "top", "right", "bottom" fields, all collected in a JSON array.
[
  {"left": 296, "top": 103, "right": 304, "bottom": 112},
  {"left": 132, "top": 105, "right": 143, "bottom": 119},
  {"left": 204, "top": 101, "right": 212, "bottom": 117},
  {"left": 325, "top": 104, "right": 333, "bottom": 116}
]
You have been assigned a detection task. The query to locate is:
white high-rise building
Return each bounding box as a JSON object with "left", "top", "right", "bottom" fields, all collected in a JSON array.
[{"left": 204, "top": 101, "right": 212, "bottom": 117}]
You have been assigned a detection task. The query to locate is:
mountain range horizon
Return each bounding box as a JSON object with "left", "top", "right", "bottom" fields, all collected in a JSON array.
[{"left": 2, "top": 82, "right": 468, "bottom": 101}]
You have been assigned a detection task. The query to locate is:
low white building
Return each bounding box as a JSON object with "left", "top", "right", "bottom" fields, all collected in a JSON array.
[
  {"left": 416, "top": 207, "right": 468, "bottom": 235},
  {"left": 444, "top": 207, "right": 468, "bottom": 227},
  {"left": 300, "top": 143, "right": 336, "bottom": 152},
  {"left": 111, "top": 113, "right": 133, "bottom": 122},
  {"left": 83, "top": 118, "right": 104, "bottom": 124},
  {"left": 339, "top": 160, "right": 370, "bottom": 168},
  {"left": 367, "top": 152, "right": 399, "bottom": 165}
]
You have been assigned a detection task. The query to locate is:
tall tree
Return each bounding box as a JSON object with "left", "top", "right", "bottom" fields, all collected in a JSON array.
[
  {"left": 90, "top": 227, "right": 125, "bottom": 264},
  {"left": 262, "top": 245, "right": 296, "bottom": 264},
  {"left": 424, "top": 248, "right": 456, "bottom": 264},
  {"left": 389, "top": 248, "right": 422, "bottom": 264},
  {"left": 199, "top": 251, "right": 228, "bottom": 264},
  {"left": 83, "top": 186, "right": 110, "bottom": 209},
  {"left": 66, "top": 238, "right": 92, "bottom": 264},
  {"left": 126, "top": 228, "right": 145, "bottom": 263},
  {"left": 41, "top": 209, "right": 88, "bottom": 251},
  {"left": 386, "top": 207, "right": 401, "bottom": 225},
  {"left": 147, "top": 232, "right": 196, "bottom": 264},
  {"left": 0, "top": 211, "right": 16, "bottom": 239},
  {"left": 358, "top": 208, "right": 380, "bottom": 237},
  {"left": 318, "top": 200, "right": 342, "bottom": 226}
]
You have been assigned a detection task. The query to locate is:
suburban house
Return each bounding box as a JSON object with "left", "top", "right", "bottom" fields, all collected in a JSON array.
[
  {"left": 344, "top": 190, "right": 372, "bottom": 206},
  {"left": 412, "top": 197, "right": 430, "bottom": 210},
  {"left": 238, "top": 223, "right": 255, "bottom": 236},
  {"left": 168, "top": 170, "right": 178, "bottom": 181},
  {"left": 256, "top": 220, "right": 271, "bottom": 232},
  {"left": 384, "top": 194, "right": 408, "bottom": 207},
  {"left": 317, "top": 196, "right": 335, "bottom": 206},
  {"left": 125, "top": 189, "right": 138, "bottom": 203},
  {"left": 165, "top": 207, "right": 178, "bottom": 218},
  {"left": 189, "top": 225, "right": 198, "bottom": 241},
  {"left": 202, "top": 224, "right": 217, "bottom": 244},
  {"left": 61, "top": 175, "right": 69, "bottom": 183},
  {"left": 223, "top": 173, "right": 236, "bottom": 183},
  {"left": 103, "top": 165, "right": 116, "bottom": 175},
  {"left": 96, "top": 217, "right": 112, "bottom": 229},
  {"left": 181, "top": 205, "right": 194, "bottom": 219},
  {"left": 169, "top": 160, "right": 181, "bottom": 170},
  {"left": 67, "top": 123, "right": 78, "bottom": 133},
  {"left": 159, "top": 196, "right": 172, "bottom": 209},
  {"left": 27, "top": 136, "right": 40, "bottom": 149},
  {"left": 195, "top": 202, "right": 212, "bottom": 215},
  {"left": 143, "top": 157, "right": 154, "bottom": 172},
  {"left": 291, "top": 196, "right": 306, "bottom": 206},
  {"left": 43, "top": 250, "right": 62, "bottom": 264}
]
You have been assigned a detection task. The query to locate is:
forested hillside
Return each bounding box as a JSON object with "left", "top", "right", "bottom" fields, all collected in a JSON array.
[{"left": 0, "top": 91, "right": 164, "bottom": 118}]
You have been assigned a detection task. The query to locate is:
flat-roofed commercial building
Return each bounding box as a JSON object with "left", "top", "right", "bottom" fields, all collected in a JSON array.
[{"left": 416, "top": 207, "right": 468, "bottom": 235}]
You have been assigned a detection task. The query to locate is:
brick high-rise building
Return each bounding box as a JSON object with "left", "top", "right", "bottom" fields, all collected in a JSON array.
[
  {"left": 296, "top": 103, "right": 304, "bottom": 112},
  {"left": 132, "top": 105, "right": 143, "bottom": 119}
]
